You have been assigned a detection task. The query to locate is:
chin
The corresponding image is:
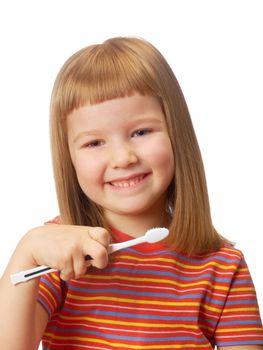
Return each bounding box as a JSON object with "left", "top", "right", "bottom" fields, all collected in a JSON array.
[{"left": 114, "top": 202, "right": 163, "bottom": 217}]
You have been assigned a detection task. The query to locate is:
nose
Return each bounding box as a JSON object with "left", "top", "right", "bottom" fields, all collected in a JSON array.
[{"left": 109, "top": 141, "right": 138, "bottom": 169}]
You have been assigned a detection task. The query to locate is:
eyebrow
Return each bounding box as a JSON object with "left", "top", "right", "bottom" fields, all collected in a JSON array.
[{"left": 73, "top": 130, "right": 101, "bottom": 143}]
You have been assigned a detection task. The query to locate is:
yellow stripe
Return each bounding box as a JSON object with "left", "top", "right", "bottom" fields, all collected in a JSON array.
[
  {"left": 50, "top": 272, "right": 60, "bottom": 282},
  {"left": 60, "top": 314, "right": 198, "bottom": 329},
  {"left": 230, "top": 287, "right": 255, "bottom": 292},
  {"left": 116, "top": 254, "right": 238, "bottom": 271},
  {"left": 202, "top": 305, "right": 259, "bottom": 314},
  {"left": 222, "top": 307, "right": 259, "bottom": 313},
  {"left": 216, "top": 327, "right": 263, "bottom": 333},
  {"left": 202, "top": 304, "right": 221, "bottom": 313},
  {"left": 68, "top": 293, "right": 199, "bottom": 307},
  {"left": 67, "top": 293, "right": 226, "bottom": 313},
  {"left": 82, "top": 274, "right": 229, "bottom": 291},
  {"left": 39, "top": 284, "right": 56, "bottom": 306},
  {"left": 44, "top": 333, "right": 207, "bottom": 349}
]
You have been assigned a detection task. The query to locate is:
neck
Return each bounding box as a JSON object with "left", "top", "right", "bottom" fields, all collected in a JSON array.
[{"left": 104, "top": 210, "right": 170, "bottom": 238}]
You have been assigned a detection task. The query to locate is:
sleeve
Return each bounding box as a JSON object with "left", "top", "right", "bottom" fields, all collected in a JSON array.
[
  {"left": 214, "top": 254, "right": 263, "bottom": 347},
  {"left": 37, "top": 271, "right": 65, "bottom": 318}
]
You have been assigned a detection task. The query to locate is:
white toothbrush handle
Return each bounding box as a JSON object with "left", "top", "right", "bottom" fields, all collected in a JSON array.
[
  {"left": 109, "top": 236, "right": 145, "bottom": 253},
  {"left": 10, "top": 265, "right": 57, "bottom": 285}
]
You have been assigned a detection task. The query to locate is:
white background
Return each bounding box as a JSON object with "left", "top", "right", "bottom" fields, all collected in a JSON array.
[{"left": 0, "top": 0, "right": 262, "bottom": 328}]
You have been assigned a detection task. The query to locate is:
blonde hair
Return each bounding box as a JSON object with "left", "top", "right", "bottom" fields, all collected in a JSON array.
[{"left": 50, "top": 36, "right": 226, "bottom": 255}]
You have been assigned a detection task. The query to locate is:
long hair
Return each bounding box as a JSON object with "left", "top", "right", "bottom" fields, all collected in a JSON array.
[{"left": 50, "top": 36, "right": 227, "bottom": 255}]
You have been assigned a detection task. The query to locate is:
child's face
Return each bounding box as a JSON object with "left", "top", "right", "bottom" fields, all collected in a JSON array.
[{"left": 67, "top": 93, "right": 174, "bottom": 226}]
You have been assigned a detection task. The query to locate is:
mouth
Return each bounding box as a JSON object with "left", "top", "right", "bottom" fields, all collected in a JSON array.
[{"left": 107, "top": 173, "right": 150, "bottom": 189}]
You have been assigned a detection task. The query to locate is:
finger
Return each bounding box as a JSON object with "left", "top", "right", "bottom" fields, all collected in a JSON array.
[
  {"left": 88, "top": 227, "right": 111, "bottom": 248},
  {"left": 59, "top": 257, "right": 74, "bottom": 281},
  {"left": 90, "top": 248, "right": 109, "bottom": 269},
  {"left": 83, "top": 239, "right": 109, "bottom": 269},
  {"left": 73, "top": 254, "right": 91, "bottom": 279}
]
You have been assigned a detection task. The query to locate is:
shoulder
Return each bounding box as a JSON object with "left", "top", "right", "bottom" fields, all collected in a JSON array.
[
  {"left": 202, "top": 243, "right": 244, "bottom": 264},
  {"left": 177, "top": 244, "right": 244, "bottom": 268},
  {"left": 170, "top": 244, "right": 246, "bottom": 281},
  {"left": 199, "top": 244, "right": 245, "bottom": 272},
  {"left": 213, "top": 244, "right": 244, "bottom": 262}
]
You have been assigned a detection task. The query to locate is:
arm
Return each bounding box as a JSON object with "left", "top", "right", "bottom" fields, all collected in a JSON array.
[
  {"left": 0, "top": 224, "right": 110, "bottom": 350},
  {"left": 0, "top": 235, "right": 48, "bottom": 349}
]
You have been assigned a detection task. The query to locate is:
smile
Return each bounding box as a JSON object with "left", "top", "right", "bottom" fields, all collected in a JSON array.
[{"left": 108, "top": 174, "right": 149, "bottom": 189}]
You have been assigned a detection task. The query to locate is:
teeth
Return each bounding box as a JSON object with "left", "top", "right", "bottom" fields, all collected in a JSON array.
[{"left": 111, "top": 175, "right": 144, "bottom": 188}]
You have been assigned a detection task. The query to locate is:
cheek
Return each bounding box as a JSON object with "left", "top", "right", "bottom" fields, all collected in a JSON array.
[
  {"left": 144, "top": 138, "right": 174, "bottom": 172},
  {"left": 74, "top": 155, "right": 104, "bottom": 187}
]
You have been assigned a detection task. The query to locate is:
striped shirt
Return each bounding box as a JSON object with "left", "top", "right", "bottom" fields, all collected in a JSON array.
[{"left": 38, "top": 228, "right": 263, "bottom": 349}]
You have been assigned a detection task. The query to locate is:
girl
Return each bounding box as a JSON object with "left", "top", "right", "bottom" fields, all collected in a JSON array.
[{"left": 0, "top": 37, "right": 262, "bottom": 350}]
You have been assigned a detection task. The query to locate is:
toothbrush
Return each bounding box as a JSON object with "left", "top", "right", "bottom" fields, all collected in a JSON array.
[{"left": 10, "top": 227, "right": 169, "bottom": 285}]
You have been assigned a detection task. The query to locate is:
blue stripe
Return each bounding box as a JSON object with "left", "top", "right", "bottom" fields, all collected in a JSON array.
[
  {"left": 124, "top": 248, "right": 172, "bottom": 256},
  {"left": 198, "top": 317, "right": 263, "bottom": 327},
  {"left": 68, "top": 285, "right": 204, "bottom": 299},
  {"left": 217, "top": 340, "right": 263, "bottom": 346},
  {"left": 105, "top": 267, "right": 232, "bottom": 283},
  {"left": 224, "top": 299, "right": 258, "bottom": 306},
  {"left": 37, "top": 297, "right": 52, "bottom": 317},
  {"left": 68, "top": 285, "right": 256, "bottom": 306},
  {"left": 68, "top": 285, "right": 227, "bottom": 305},
  {"left": 126, "top": 248, "right": 241, "bottom": 265},
  {"left": 232, "top": 279, "right": 253, "bottom": 286},
  {"left": 47, "top": 326, "right": 206, "bottom": 343},
  {"left": 40, "top": 276, "right": 62, "bottom": 301},
  {"left": 218, "top": 320, "right": 262, "bottom": 326},
  {"left": 63, "top": 307, "right": 198, "bottom": 321}
]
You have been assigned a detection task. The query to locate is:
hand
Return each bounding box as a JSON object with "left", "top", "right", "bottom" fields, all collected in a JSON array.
[{"left": 22, "top": 224, "right": 111, "bottom": 281}]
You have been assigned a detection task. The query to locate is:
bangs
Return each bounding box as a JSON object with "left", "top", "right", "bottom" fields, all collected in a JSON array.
[{"left": 53, "top": 39, "right": 159, "bottom": 119}]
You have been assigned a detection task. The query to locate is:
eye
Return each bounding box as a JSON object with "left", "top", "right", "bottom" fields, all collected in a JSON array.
[
  {"left": 132, "top": 128, "right": 152, "bottom": 137},
  {"left": 82, "top": 139, "right": 105, "bottom": 148}
]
